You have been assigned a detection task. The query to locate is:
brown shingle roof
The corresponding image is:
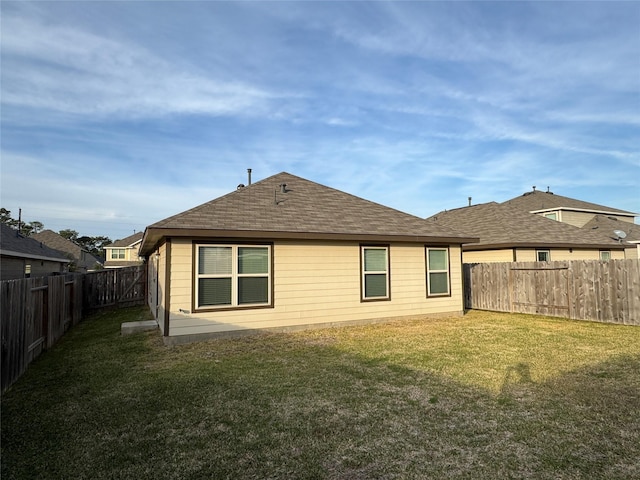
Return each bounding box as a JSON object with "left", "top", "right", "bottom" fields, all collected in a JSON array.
[
  {"left": 428, "top": 202, "right": 625, "bottom": 250},
  {"left": 32, "top": 230, "right": 102, "bottom": 270},
  {"left": 503, "top": 190, "right": 636, "bottom": 216},
  {"left": 1, "top": 224, "right": 70, "bottom": 262},
  {"left": 141, "top": 172, "right": 475, "bottom": 255},
  {"left": 583, "top": 215, "right": 640, "bottom": 243},
  {"left": 108, "top": 231, "right": 143, "bottom": 248}
]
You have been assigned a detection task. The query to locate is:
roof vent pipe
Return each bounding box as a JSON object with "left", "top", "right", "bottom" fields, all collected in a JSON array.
[
  {"left": 468, "top": 197, "right": 472, "bottom": 207},
  {"left": 247, "top": 168, "right": 252, "bottom": 185},
  {"left": 532, "top": 186, "right": 536, "bottom": 192},
  {"left": 280, "top": 183, "right": 287, "bottom": 193}
]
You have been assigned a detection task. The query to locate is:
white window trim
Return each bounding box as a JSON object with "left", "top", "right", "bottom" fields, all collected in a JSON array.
[
  {"left": 536, "top": 249, "right": 551, "bottom": 262},
  {"left": 599, "top": 250, "right": 611, "bottom": 261},
  {"left": 111, "top": 248, "right": 126, "bottom": 260},
  {"left": 195, "top": 244, "right": 272, "bottom": 310},
  {"left": 361, "top": 245, "right": 390, "bottom": 301},
  {"left": 426, "top": 247, "right": 451, "bottom": 297}
]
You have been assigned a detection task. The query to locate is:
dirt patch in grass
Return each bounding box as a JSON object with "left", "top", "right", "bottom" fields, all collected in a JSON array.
[{"left": 2, "top": 308, "right": 639, "bottom": 479}]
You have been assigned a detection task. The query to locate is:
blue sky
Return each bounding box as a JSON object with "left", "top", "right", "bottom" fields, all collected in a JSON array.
[{"left": 2, "top": 1, "right": 639, "bottom": 240}]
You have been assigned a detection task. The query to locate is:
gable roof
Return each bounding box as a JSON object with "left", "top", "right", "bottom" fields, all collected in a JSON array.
[
  {"left": 107, "top": 231, "right": 143, "bottom": 248},
  {"left": 428, "top": 202, "right": 625, "bottom": 251},
  {"left": 0, "top": 224, "right": 71, "bottom": 263},
  {"left": 140, "top": 172, "right": 476, "bottom": 255},
  {"left": 32, "top": 230, "right": 103, "bottom": 269},
  {"left": 503, "top": 190, "right": 636, "bottom": 217}
]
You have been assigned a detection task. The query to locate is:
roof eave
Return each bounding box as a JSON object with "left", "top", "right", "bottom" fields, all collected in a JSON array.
[
  {"left": 529, "top": 207, "right": 638, "bottom": 217},
  {"left": 463, "top": 242, "right": 627, "bottom": 251},
  {"left": 139, "top": 227, "right": 478, "bottom": 256}
]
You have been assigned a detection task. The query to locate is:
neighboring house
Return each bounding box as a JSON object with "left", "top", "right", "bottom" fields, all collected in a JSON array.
[
  {"left": 104, "top": 232, "right": 144, "bottom": 268},
  {"left": 0, "top": 224, "right": 70, "bottom": 281},
  {"left": 582, "top": 214, "right": 640, "bottom": 259},
  {"left": 32, "top": 230, "right": 102, "bottom": 273},
  {"left": 139, "top": 172, "right": 477, "bottom": 344},
  {"left": 503, "top": 187, "right": 637, "bottom": 227},
  {"left": 503, "top": 187, "right": 639, "bottom": 259},
  {"left": 427, "top": 202, "right": 626, "bottom": 264}
]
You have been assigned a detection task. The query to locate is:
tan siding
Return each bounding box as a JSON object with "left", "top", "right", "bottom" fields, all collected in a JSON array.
[
  {"left": 166, "top": 240, "right": 464, "bottom": 336},
  {"left": 559, "top": 210, "right": 595, "bottom": 228},
  {"left": 514, "top": 248, "right": 625, "bottom": 262},
  {"left": 463, "top": 249, "right": 514, "bottom": 263},
  {"left": 625, "top": 247, "right": 639, "bottom": 260}
]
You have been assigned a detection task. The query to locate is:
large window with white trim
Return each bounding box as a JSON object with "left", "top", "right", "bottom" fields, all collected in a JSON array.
[
  {"left": 361, "top": 246, "right": 390, "bottom": 301},
  {"left": 426, "top": 247, "right": 450, "bottom": 296},
  {"left": 196, "top": 244, "right": 271, "bottom": 309},
  {"left": 111, "top": 248, "right": 126, "bottom": 260}
]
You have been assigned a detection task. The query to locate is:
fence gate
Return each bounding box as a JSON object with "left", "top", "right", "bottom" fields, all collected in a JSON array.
[{"left": 83, "top": 266, "right": 147, "bottom": 311}]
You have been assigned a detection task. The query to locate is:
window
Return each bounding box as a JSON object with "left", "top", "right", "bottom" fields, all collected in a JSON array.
[
  {"left": 600, "top": 250, "right": 611, "bottom": 261},
  {"left": 111, "top": 248, "right": 126, "bottom": 260},
  {"left": 544, "top": 212, "right": 558, "bottom": 221},
  {"left": 426, "top": 247, "right": 450, "bottom": 296},
  {"left": 196, "top": 244, "right": 271, "bottom": 309},
  {"left": 536, "top": 250, "right": 550, "bottom": 262},
  {"left": 361, "top": 246, "right": 389, "bottom": 300}
]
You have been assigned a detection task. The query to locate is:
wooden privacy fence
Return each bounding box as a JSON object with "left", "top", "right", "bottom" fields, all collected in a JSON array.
[
  {"left": 1, "top": 266, "right": 147, "bottom": 393},
  {"left": 83, "top": 265, "right": 147, "bottom": 311},
  {"left": 464, "top": 259, "right": 640, "bottom": 325}
]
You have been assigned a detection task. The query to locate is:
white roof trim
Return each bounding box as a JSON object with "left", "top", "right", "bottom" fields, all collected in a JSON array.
[{"left": 530, "top": 207, "right": 637, "bottom": 217}]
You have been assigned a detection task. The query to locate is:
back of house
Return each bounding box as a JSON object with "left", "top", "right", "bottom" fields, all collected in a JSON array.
[{"left": 139, "top": 172, "right": 477, "bottom": 343}]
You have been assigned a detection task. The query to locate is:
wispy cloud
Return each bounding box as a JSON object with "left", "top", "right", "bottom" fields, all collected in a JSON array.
[
  {"left": 1, "top": 1, "right": 638, "bottom": 236},
  {"left": 1, "top": 9, "right": 275, "bottom": 119}
]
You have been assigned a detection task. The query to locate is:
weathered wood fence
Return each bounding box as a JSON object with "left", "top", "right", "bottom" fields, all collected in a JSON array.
[
  {"left": 464, "top": 259, "right": 640, "bottom": 325},
  {"left": 83, "top": 265, "right": 147, "bottom": 311},
  {"left": 1, "top": 266, "right": 147, "bottom": 393}
]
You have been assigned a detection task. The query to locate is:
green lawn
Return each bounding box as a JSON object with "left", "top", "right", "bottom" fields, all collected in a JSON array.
[{"left": 2, "top": 307, "right": 639, "bottom": 479}]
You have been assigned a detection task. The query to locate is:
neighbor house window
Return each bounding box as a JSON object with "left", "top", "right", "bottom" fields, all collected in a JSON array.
[
  {"left": 361, "top": 246, "right": 389, "bottom": 300},
  {"left": 600, "top": 250, "right": 611, "bottom": 261},
  {"left": 111, "top": 248, "right": 126, "bottom": 260},
  {"left": 196, "top": 244, "right": 271, "bottom": 309},
  {"left": 536, "top": 250, "right": 551, "bottom": 262},
  {"left": 544, "top": 212, "right": 558, "bottom": 221},
  {"left": 426, "top": 247, "right": 450, "bottom": 296}
]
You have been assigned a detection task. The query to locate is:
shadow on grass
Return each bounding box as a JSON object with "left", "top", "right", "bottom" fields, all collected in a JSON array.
[{"left": 1, "top": 307, "right": 639, "bottom": 480}]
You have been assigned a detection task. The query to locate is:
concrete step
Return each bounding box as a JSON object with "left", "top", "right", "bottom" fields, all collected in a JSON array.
[{"left": 121, "top": 320, "right": 158, "bottom": 335}]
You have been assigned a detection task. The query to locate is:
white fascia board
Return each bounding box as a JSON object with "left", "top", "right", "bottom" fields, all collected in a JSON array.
[{"left": 529, "top": 207, "right": 638, "bottom": 217}]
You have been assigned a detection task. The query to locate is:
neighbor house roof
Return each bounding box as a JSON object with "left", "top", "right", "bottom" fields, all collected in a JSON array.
[
  {"left": 140, "top": 172, "right": 477, "bottom": 255},
  {"left": 0, "top": 224, "right": 71, "bottom": 263},
  {"left": 107, "top": 231, "right": 143, "bottom": 248},
  {"left": 582, "top": 214, "right": 640, "bottom": 245},
  {"left": 427, "top": 202, "right": 625, "bottom": 251},
  {"left": 32, "top": 230, "right": 102, "bottom": 270},
  {"left": 503, "top": 189, "right": 636, "bottom": 217}
]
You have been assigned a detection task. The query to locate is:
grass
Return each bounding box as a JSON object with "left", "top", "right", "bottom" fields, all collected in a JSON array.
[{"left": 2, "top": 307, "right": 639, "bottom": 479}]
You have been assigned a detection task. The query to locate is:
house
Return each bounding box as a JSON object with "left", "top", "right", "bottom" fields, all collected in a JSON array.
[
  {"left": 427, "top": 201, "right": 626, "bottom": 263},
  {"left": 139, "top": 172, "right": 477, "bottom": 344},
  {"left": 0, "top": 224, "right": 70, "bottom": 281},
  {"left": 582, "top": 214, "right": 640, "bottom": 260},
  {"left": 503, "top": 187, "right": 637, "bottom": 227},
  {"left": 104, "top": 232, "right": 144, "bottom": 268},
  {"left": 32, "top": 230, "right": 103, "bottom": 273},
  {"left": 503, "top": 187, "right": 639, "bottom": 259}
]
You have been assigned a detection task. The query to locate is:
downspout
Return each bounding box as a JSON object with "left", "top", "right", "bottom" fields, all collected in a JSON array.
[{"left": 164, "top": 239, "right": 172, "bottom": 336}]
